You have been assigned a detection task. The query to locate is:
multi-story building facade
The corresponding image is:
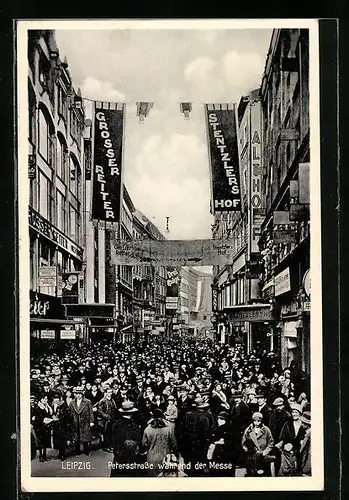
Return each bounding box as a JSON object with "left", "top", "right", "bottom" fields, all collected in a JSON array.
[
  {"left": 178, "top": 267, "right": 213, "bottom": 336},
  {"left": 211, "top": 89, "right": 272, "bottom": 350},
  {"left": 132, "top": 210, "right": 166, "bottom": 341},
  {"left": 258, "top": 28, "right": 310, "bottom": 373},
  {"left": 28, "top": 30, "right": 87, "bottom": 342}
]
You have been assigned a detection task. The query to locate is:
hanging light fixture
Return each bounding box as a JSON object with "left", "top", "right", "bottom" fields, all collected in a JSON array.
[
  {"left": 136, "top": 102, "right": 153, "bottom": 123},
  {"left": 180, "top": 102, "right": 192, "bottom": 120}
]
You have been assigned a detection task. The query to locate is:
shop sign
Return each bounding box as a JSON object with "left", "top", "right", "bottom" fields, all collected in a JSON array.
[
  {"left": 29, "top": 206, "right": 83, "bottom": 260},
  {"left": 245, "top": 257, "right": 264, "bottom": 279},
  {"left": 303, "top": 301, "right": 311, "bottom": 312},
  {"left": 303, "top": 269, "right": 311, "bottom": 297},
  {"left": 273, "top": 229, "right": 298, "bottom": 244},
  {"left": 281, "top": 300, "right": 298, "bottom": 316},
  {"left": 275, "top": 267, "right": 291, "bottom": 296},
  {"left": 226, "top": 305, "right": 274, "bottom": 323},
  {"left": 166, "top": 297, "right": 178, "bottom": 310},
  {"left": 65, "top": 303, "right": 114, "bottom": 318},
  {"left": 30, "top": 290, "right": 65, "bottom": 319},
  {"left": 62, "top": 272, "right": 80, "bottom": 304},
  {"left": 39, "top": 266, "right": 57, "bottom": 288},
  {"left": 28, "top": 154, "right": 36, "bottom": 179},
  {"left": 60, "top": 325, "right": 76, "bottom": 339},
  {"left": 40, "top": 329, "right": 55, "bottom": 339},
  {"left": 205, "top": 103, "right": 241, "bottom": 212}
]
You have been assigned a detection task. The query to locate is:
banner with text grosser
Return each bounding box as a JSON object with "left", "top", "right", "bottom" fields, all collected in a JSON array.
[{"left": 92, "top": 103, "right": 124, "bottom": 222}]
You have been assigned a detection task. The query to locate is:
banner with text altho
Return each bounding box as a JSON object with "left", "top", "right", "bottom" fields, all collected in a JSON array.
[
  {"left": 92, "top": 102, "right": 125, "bottom": 222},
  {"left": 205, "top": 103, "right": 241, "bottom": 212}
]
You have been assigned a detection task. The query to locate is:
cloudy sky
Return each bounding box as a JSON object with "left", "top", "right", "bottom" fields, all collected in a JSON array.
[{"left": 55, "top": 27, "right": 272, "bottom": 241}]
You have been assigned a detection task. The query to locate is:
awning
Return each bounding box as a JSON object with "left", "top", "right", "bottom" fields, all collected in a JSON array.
[{"left": 30, "top": 318, "right": 86, "bottom": 324}]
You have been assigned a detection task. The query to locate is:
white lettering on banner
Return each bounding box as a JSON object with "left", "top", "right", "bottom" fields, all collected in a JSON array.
[
  {"left": 94, "top": 110, "right": 121, "bottom": 220},
  {"left": 208, "top": 112, "right": 240, "bottom": 207},
  {"left": 250, "top": 103, "right": 263, "bottom": 252}
]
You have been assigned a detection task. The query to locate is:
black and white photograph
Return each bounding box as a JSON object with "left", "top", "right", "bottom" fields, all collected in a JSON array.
[{"left": 17, "top": 19, "right": 323, "bottom": 492}]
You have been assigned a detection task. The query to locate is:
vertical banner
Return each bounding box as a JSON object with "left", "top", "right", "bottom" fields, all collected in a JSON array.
[
  {"left": 250, "top": 101, "right": 264, "bottom": 253},
  {"left": 92, "top": 102, "right": 124, "bottom": 222},
  {"left": 166, "top": 266, "right": 179, "bottom": 310},
  {"left": 205, "top": 103, "right": 241, "bottom": 212}
]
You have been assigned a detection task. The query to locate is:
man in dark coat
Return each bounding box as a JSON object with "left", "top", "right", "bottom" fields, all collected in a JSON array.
[
  {"left": 256, "top": 390, "right": 272, "bottom": 424},
  {"left": 51, "top": 392, "right": 72, "bottom": 460},
  {"left": 110, "top": 401, "right": 142, "bottom": 477},
  {"left": 97, "top": 387, "right": 117, "bottom": 452},
  {"left": 268, "top": 397, "right": 292, "bottom": 475},
  {"left": 69, "top": 386, "right": 95, "bottom": 455},
  {"left": 179, "top": 396, "right": 214, "bottom": 475},
  {"left": 229, "top": 393, "right": 251, "bottom": 466}
]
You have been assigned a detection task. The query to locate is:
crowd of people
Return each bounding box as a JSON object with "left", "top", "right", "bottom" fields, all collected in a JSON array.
[{"left": 30, "top": 337, "right": 311, "bottom": 477}]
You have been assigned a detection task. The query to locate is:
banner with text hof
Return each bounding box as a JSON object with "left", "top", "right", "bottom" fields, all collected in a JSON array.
[
  {"left": 205, "top": 103, "right": 242, "bottom": 212},
  {"left": 92, "top": 102, "right": 125, "bottom": 222}
]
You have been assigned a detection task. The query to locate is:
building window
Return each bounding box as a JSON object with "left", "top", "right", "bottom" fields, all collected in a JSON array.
[
  {"left": 57, "top": 85, "right": 68, "bottom": 122},
  {"left": 69, "top": 157, "right": 81, "bottom": 199},
  {"left": 57, "top": 137, "right": 67, "bottom": 182},
  {"left": 38, "top": 52, "right": 50, "bottom": 90},
  {"left": 38, "top": 170, "right": 53, "bottom": 221},
  {"left": 38, "top": 107, "right": 55, "bottom": 168},
  {"left": 56, "top": 190, "right": 66, "bottom": 232}
]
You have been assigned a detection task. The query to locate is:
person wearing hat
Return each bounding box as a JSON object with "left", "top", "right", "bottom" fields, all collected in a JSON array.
[
  {"left": 69, "top": 386, "right": 95, "bottom": 456},
  {"left": 177, "top": 395, "right": 214, "bottom": 475},
  {"left": 298, "top": 411, "right": 311, "bottom": 476},
  {"left": 142, "top": 408, "right": 178, "bottom": 477},
  {"left": 110, "top": 401, "right": 142, "bottom": 477},
  {"left": 268, "top": 396, "right": 292, "bottom": 475},
  {"left": 97, "top": 387, "right": 118, "bottom": 453},
  {"left": 51, "top": 392, "right": 72, "bottom": 461},
  {"left": 34, "top": 393, "right": 54, "bottom": 462},
  {"left": 276, "top": 403, "right": 306, "bottom": 476},
  {"left": 241, "top": 412, "right": 274, "bottom": 477},
  {"left": 207, "top": 411, "right": 238, "bottom": 476},
  {"left": 164, "top": 395, "right": 178, "bottom": 429},
  {"left": 256, "top": 391, "right": 272, "bottom": 424},
  {"left": 210, "top": 381, "right": 230, "bottom": 416}
]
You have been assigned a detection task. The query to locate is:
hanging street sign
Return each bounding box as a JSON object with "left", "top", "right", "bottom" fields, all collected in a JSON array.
[{"left": 111, "top": 238, "right": 237, "bottom": 266}]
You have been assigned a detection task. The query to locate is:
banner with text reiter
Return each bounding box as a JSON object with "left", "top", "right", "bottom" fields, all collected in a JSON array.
[
  {"left": 92, "top": 102, "right": 124, "bottom": 222},
  {"left": 205, "top": 103, "right": 241, "bottom": 212}
]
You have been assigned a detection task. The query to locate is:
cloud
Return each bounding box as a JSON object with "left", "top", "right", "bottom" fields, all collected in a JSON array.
[
  {"left": 222, "top": 51, "right": 264, "bottom": 91},
  {"left": 125, "top": 132, "right": 213, "bottom": 239},
  {"left": 80, "top": 76, "right": 126, "bottom": 102},
  {"left": 184, "top": 57, "right": 216, "bottom": 82}
]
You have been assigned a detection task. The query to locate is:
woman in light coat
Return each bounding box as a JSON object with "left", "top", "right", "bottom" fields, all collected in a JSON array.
[
  {"left": 242, "top": 412, "right": 274, "bottom": 476},
  {"left": 142, "top": 408, "right": 178, "bottom": 476}
]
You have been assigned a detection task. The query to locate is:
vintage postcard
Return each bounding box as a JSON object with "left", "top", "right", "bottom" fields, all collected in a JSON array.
[{"left": 17, "top": 19, "right": 323, "bottom": 492}]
